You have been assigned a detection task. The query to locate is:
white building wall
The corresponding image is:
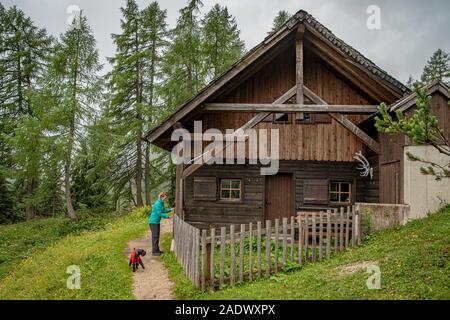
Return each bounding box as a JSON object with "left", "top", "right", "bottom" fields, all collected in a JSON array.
[{"left": 403, "top": 145, "right": 450, "bottom": 222}]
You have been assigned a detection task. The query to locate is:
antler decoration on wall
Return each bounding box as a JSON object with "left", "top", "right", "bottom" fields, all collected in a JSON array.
[{"left": 354, "top": 151, "right": 373, "bottom": 179}]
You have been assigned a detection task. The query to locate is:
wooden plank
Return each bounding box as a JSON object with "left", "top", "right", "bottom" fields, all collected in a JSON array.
[
  {"left": 239, "top": 224, "right": 245, "bottom": 283},
  {"left": 345, "top": 207, "right": 350, "bottom": 249},
  {"left": 249, "top": 223, "right": 253, "bottom": 282},
  {"left": 282, "top": 218, "right": 288, "bottom": 268},
  {"left": 290, "top": 216, "right": 295, "bottom": 262},
  {"left": 201, "top": 229, "right": 207, "bottom": 290},
  {"left": 210, "top": 228, "right": 215, "bottom": 288},
  {"left": 340, "top": 207, "right": 345, "bottom": 252},
  {"left": 305, "top": 213, "right": 309, "bottom": 261},
  {"left": 182, "top": 86, "right": 296, "bottom": 179},
  {"left": 219, "top": 227, "right": 226, "bottom": 289},
  {"left": 274, "top": 219, "right": 279, "bottom": 273},
  {"left": 351, "top": 206, "right": 356, "bottom": 247},
  {"left": 312, "top": 213, "right": 317, "bottom": 262},
  {"left": 334, "top": 209, "right": 338, "bottom": 254},
  {"left": 265, "top": 220, "right": 271, "bottom": 276},
  {"left": 195, "top": 228, "right": 200, "bottom": 287},
  {"left": 203, "top": 103, "right": 378, "bottom": 113},
  {"left": 296, "top": 23, "right": 305, "bottom": 120},
  {"left": 319, "top": 212, "right": 323, "bottom": 260},
  {"left": 230, "top": 225, "right": 236, "bottom": 286},
  {"left": 257, "top": 221, "right": 262, "bottom": 278},
  {"left": 326, "top": 210, "right": 331, "bottom": 259},
  {"left": 303, "top": 85, "right": 381, "bottom": 154},
  {"left": 298, "top": 215, "right": 303, "bottom": 263}
]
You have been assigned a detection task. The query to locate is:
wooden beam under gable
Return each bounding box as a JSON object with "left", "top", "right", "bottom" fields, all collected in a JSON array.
[
  {"left": 303, "top": 85, "right": 381, "bottom": 154},
  {"left": 203, "top": 103, "right": 379, "bottom": 113},
  {"left": 296, "top": 24, "right": 305, "bottom": 120},
  {"left": 181, "top": 86, "right": 297, "bottom": 179}
]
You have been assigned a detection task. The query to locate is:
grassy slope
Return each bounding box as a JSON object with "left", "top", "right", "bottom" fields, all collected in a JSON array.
[
  {"left": 0, "top": 213, "right": 114, "bottom": 281},
  {"left": 161, "top": 206, "right": 450, "bottom": 300},
  {"left": 0, "top": 209, "right": 148, "bottom": 299}
]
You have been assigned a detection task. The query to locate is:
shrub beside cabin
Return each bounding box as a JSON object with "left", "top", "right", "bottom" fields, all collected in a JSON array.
[{"left": 145, "top": 10, "right": 450, "bottom": 229}]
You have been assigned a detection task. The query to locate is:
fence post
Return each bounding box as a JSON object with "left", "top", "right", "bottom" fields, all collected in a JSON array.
[
  {"left": 274, "top": 219, "right": 279, "bottom": 273},
  {"left": 265, "top": 220, "right": 271, "bottom": 276},
  {"left": 312, "top": 213, "right": 316, "bottom": 262},
  {"left": 290, "top": 216, "right": 295, "bottom": 262},
  {"left": 230, "top": 224, "right": 236, "bottom": 286},
  {"left": 239, "top": 224, "right": 245, "bottom": 283},
  {"left": 219, "top": 226, "right": 226, "bottom": 289},
  {"left": 201, "top": 229, "right": 207, "bottom": 290},
  {"left": 195, "top": 228, "right": 200, "bottom": 288},
  {"left": 345, "top": 207, "right": 350, "bottom": 249},
  {"left": 339, "top": 207, "right": 344, "bottom": 252},
  {"left": 305, "top": 213, "right": 309, "bottom": 261},
  {"left": 257, "top": 221, "right": 262, "bottom": 278},
  {"left": 319, "top": 212, "right": 324, "bottom": 260},
  {"left": 282, "top": 217, "right": 287, "bottom": 268},
  {"left": 326, "top": 210, "right": 331, "bottom": 259},
  {"left": 334, "top": 208, "right": 338, "bottom": 253},
  {"left": 298, "top": 215, "right": 303, "bottom": 264},
  {"left": 351, "top": 207, "right": 356, "bottom": 247},
  {"left": 249, "top": 222, "right": 253, "bottom": 282},
  {"left": 209, "top": 228, "right": 215, "bottom": 289}
]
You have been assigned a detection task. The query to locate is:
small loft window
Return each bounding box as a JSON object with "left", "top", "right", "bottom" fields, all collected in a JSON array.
[
  {"left": 220, "top": 179, "right": 242, "bottom": 201},
  {"left": 297, "top": 112, "right": 312, "bottom": 123},
  {"left": 274, "top": 113, "right": 289, "bottom": 123},
  {"left": 330, "top": 181, "right": 352, "bottom": 204}
]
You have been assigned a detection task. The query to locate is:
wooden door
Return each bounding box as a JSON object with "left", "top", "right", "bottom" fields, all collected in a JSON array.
[
  {"left": 380, "top": 161, "right": 400, "bottom": 204},
  {"left": 265, "top": 173, "right": 294, "bottom": 221}
]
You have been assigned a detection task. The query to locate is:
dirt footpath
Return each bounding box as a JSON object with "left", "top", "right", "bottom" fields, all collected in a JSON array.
[{"left": 124, "top": 218, "right": 174, "bottom": 300}]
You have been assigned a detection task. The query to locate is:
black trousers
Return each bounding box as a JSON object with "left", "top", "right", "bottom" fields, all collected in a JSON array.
[{"left": 150, "top": 223, "right": 161, "bottom": 253}]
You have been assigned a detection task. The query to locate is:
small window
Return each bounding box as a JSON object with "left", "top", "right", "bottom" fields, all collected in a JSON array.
[
  {"left": 274, "top": 113, "right": 289, "bottom": 123},
  {"left": 220, "top": 179, "right": 242, "bottom": 201},
  {"left": 297, "top": 112, "right": 312, "bottom": 123},
  {"left": 330, "top": 182, "right": 352, "bottom": 203}
]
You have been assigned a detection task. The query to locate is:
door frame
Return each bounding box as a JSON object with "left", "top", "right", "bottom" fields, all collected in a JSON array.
[{"left": 263, "top": 171, "right": 296, "bottom": 222}]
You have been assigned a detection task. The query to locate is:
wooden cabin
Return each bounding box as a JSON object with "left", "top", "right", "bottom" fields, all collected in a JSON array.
[{"left": 144, "top": 10, "right": 447, "bottom": 228}]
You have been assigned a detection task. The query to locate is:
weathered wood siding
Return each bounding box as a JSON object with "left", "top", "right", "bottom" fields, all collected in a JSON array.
[
  {"left": 184, "top": 160, "right": 377, "bottom": 228},
  {"left": 199, "top": 44, "right": 375, "bottom": 162}
]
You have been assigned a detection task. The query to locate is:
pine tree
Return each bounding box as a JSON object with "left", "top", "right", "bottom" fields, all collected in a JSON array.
[
  {"left": 201, "top": 4, "right": 244, "bottom": 80},
  {"left": 108, "top": 0, "right": 168, "bottom": 207},
  {"left": 420, "top": 49, "right": 450, "bottom": 85},
  {"left": 406, "top": 75, "right": 418, "bottom": 89},
  {"left": 269, "top": 10, "right": 291, "bottom": 34},
  {"left": 48, "top": 12, "right": 102, "bottom": 220}
]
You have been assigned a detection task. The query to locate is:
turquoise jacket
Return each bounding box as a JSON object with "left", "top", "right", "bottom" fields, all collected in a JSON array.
[{"left": 149, "top": 198, "right": 171, "bottom": 224}]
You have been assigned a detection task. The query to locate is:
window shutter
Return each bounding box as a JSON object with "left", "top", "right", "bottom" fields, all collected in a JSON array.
[
  {"left": 193, "top": 177, "right": 217, "bottom": 201},
  {"left": 303, "top": 179, "right": 329, "bottom": 204}
]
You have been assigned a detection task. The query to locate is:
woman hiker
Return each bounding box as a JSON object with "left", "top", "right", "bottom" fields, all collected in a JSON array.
[{"left": 149, "top": 192, "right": 172, "bottom": 256}]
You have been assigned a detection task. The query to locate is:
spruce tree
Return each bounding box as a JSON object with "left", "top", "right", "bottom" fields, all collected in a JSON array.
[
  {"left": 161, "top": 0, "right": 204, "bottom": 109},
  {"left": 0, "top": 4, "right": 53, "bottom": 219},
  {"left": 269, "top": 10, "right": 291, "bottom": 34},
  {"left": 108, "top": 0, "right": 168, "bottom": 207},
  {"left": 420, "top": 49, "right": 450, "bottom": 85},
  {"left": 201, "top": 4, "right": 244, "bottom": 80}
]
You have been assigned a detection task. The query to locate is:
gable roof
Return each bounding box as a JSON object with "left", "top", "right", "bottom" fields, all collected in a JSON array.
[
  {"left": 389, "top": 80, "right": 450, "bottom": 112},
  {"left": 145, "top": 9, "right": 409, "bottom": 146}
]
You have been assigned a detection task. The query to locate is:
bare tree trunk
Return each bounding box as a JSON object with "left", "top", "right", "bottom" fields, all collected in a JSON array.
[
  {"left": 25, "top": 178, "right": 35, "bottom": 220},
  {"left": 135, "top": 130, "right": 144, "bottom": 207},
  {"left": 144, "top": 144, "right": 152, "bottom": 206},
  {"left": 64, "top": 151, "right": 77, "bottom": 220}
]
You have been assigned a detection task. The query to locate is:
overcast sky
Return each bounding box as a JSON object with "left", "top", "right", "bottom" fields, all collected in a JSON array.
[{"left": 4, "top": 0, "right": 450, "bottom": 83}]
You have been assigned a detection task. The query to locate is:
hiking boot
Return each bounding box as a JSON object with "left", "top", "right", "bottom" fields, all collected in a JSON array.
[{"left": 152, "top": 252, "right": 161, "bottom": 256}]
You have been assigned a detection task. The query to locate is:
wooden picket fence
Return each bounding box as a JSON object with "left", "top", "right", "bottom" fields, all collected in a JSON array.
[{"left": 173, "top": 206, "right": 362, "bottom": 290}]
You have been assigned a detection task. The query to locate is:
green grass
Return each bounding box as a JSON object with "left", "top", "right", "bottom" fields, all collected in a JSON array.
[
  {"left": 0, "top": 211, "right": 117, "bottom": 281},
  {"left": 0, "top": 208, "right": 149, "bottom": 299},
  {"left": 161, "top": 206, "right": 450, "bottom": 300}
]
